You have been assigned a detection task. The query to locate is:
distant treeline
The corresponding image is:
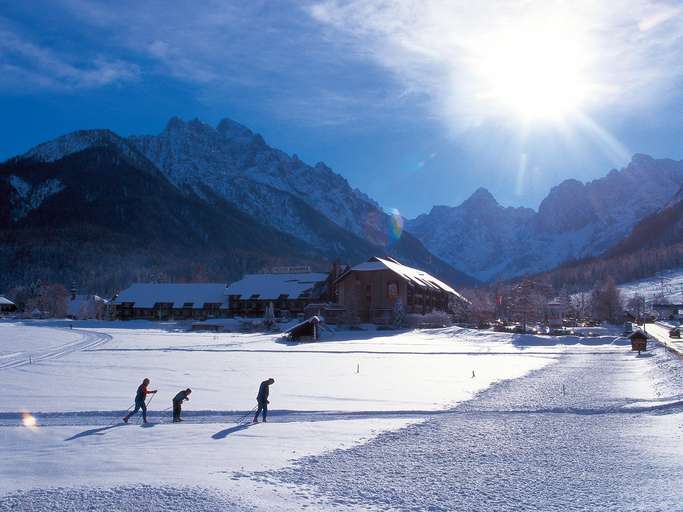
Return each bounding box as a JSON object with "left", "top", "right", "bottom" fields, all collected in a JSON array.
[{"left": 520, "top": 243, "right": 683, "bottom": 293}]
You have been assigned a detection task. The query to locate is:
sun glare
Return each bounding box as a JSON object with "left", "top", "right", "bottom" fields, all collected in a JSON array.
[
  {"left": 472, "top": 26, "right": 591, "bottom": 122},
  {"left": 21, "top": 411, "right": 38, "bottom": 429}
]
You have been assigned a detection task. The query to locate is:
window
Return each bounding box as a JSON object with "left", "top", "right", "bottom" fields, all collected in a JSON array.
[{"left": 387, "top": 281, "right": 399, "bottom": 299}]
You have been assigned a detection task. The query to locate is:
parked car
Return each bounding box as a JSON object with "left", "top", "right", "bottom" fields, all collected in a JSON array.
[{"left": 670, "top": 328, "right": 681, "bottom": 339}]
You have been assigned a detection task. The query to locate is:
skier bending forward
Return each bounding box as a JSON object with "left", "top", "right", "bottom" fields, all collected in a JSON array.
[
  {"left": 172, "top": 388, "right": 192, "bottom": 422},
  {"left": 253, "top": 378, "right": 275, "bottom": 423}
]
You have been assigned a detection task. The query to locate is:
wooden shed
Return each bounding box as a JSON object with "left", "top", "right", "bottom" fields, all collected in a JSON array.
[
  {"left": 286, "top": 316, "right": 321, "bottom": 341},
  {"left": 630, "top": 330, "right": 647, "bottom": 352}
]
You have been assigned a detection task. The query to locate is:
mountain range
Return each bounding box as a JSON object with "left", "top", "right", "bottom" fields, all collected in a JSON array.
[
  {"left": 0, "top": 118, "right": 473, "bottom": 293},
  {"left": 406, "top": 154, "right": 683, "bottom": 281},
  {"left": 3, "top": 115, "right": 683, "bottom": 295}
]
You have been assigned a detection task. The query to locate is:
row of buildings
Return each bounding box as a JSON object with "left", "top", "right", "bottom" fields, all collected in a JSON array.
[{"left": 112, "top": 256, "right": 469, "bottom": 325}]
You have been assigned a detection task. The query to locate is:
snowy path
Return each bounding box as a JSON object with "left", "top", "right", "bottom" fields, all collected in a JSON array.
[
  {"left": 0, "top": 408, "right": 451, "bottom": 428},
  {"left": 258, "top": 347, "right": 683, "bottom": 511},
  {"left": 0, "top": 326, "right": 111, "bottom": 369}
]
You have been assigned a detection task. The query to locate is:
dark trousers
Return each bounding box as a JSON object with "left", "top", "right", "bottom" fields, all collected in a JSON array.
[
  {"left": 254, "top": 401, "right": 268, "bottom": 422},
  {"left": 128, "top": 399, "right": 147, "bottom": 422},
  {"left": 173, "top": 401, "right": 182, "bottom": 422}
]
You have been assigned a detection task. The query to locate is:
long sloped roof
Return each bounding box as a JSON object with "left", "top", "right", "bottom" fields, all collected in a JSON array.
[
  {"left": 225, "top": 273, "right": 329, "bottom": 300},
  {"left": 0, "top": 296, "right": 15, "bottom": 306},
  {"left": 113, "top": 283, "right": 229, "bottom": 309},
  {"left": 344, "top": 257, "right": 468, "bottom": 301}
]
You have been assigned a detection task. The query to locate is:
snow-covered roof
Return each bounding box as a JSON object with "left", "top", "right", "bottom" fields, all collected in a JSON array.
[
  {"left": 286, "top": 315, "right": 322, "bottom": 333},
  {"left": 225, "top": 273, "right": 329, "bottom": 300},
  {"left": 343, "top": 257, "right": 467, "bottom": 300},
  {"left": 113, "top": 283, "right": 229, "bottom": 309},
  {"left": 0, "top": 296, "right": 15, "bottom": 306},
  {"left": 67, "top": 295, "right": 108, "bottom": 316}
]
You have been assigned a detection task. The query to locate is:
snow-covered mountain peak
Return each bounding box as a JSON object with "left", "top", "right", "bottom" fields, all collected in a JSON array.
[
  {"left": 460, "top": 187, "right": 499, "bottom": 210},
  {"left": 407, "top": 154, "right": 683, "bottom": 281},
  {"left": 128, "top": 115, "right": 391, "bottom": 244},
  {"left": 629, "top": 153, "right": 655, "bottom": 167},
  {"left": 14, "top": 129, "right": 158, "bottom": 174},
  {"left": 18, "top": 129, "right": 123, "bottom": 163},
  {"left": 216, "top": 117, "right": 254, "bottom": 142},
  {"left": 165, "top": 116, "right": 185, "bottom": 131}
]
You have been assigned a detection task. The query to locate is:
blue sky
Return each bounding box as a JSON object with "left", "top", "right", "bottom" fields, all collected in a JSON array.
[{"left": 1, "top": 0, "right": 683, "bottom": 218}]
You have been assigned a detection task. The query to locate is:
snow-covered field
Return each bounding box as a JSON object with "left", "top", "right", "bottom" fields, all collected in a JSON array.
[
  {"left": 1, "top": 320, "right": 682, "bottom": 510},
  {"left": 618, "top": 267, "right": 683, "bottom": 303}
]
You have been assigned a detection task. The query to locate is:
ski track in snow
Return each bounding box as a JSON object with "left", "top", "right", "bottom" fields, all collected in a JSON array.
[
  {"left": 254, "top": 348, "right": 683, "bottom": 511},
  {"left": 0, "top": 328, "right": 112, "bottom": 369}
]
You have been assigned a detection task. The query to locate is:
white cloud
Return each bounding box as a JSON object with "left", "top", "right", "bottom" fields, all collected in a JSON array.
[
  {"left": 47, "top": 0, "right": 404, "bottom": 126},
  {"left": 307, "top": 0, "right": 683, "bottom": 129},
  {"left": 0, "top": 22, "right": 139, "bottom": 91}
]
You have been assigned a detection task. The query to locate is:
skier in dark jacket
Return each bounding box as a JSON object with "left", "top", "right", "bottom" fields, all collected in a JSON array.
[
  {"left": 123, "top": 378, "right": 157, "bottom": 424},
  {"left": 253, "top": 378, "right": 275, "bottom": 423},
  {"left": 172, "top": 388, "right": 192, "bottom": 422}
]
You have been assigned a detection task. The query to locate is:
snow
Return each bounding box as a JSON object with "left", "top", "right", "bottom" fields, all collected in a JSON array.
[
  {"left": 113, "top": 283, "right": 229, "bottom": 309},
  {"left": 352, "top": 256, "right": 464, "bottom": 298},
  {"left": 67, "top": 295, "right": 107, "bottom": 319},
  {"left": 618, "top": 267, "right": 683, "bottom": 304},
  {"left": 2, "top": 320, "right": 683, "bottom": 510},
  {"left": 0, "top": 296, "right": 14, "bottom": 306},
  {"left": 9, "top": 176, "right": 64, "bottom": 221},
  {"left": 225, "top": 273, "right": 329, "bottom": 300},
  {"left": 406, "top": 155, "right": 683, "bottom": 281},
  {"left": 262, "top": 346, "right": 683, "bottom": 511},
  {"left": 129, "top": 117, "right": 385, "bottom": 248},
  {"left": 0, "top": 323, "right": 111, "bottom": 369}
]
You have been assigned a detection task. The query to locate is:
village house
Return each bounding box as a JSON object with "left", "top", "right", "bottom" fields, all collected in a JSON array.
[
  {"left": 225, "top": 267, "right": 336, "bottom": 319},
  {"left": 67, "top": 287, "right": 109, "bottom": 320},
  {"left": 335, "top": 256, "right": 467, "bottom": 324},
  {"left": 113, "top": 283, "right": 229, "bottom": 320},
  {"left": 0, "top": 296, "right": 17, "bottom": 315},
  {"left": 546, "top": 299, "right": 565, "bottom": 329}
]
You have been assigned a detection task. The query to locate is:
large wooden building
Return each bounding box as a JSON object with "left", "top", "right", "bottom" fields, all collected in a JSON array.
[
  {"left": 113, "top": 283, "right": 229, "bottom": 320},
  {"left": 335, "top": 256, "right": 467, "bottom": 324}
]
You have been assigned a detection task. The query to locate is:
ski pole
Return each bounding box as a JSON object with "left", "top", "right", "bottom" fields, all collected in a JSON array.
[
  {"left": 139, "top": 393, "right": 157, "bottom": 424},
  {"left": 235, "top": 406, "right": 258, "bottom": 424},
  {"left": 113, "top": 403, "right": 136, "bottom": 425}
]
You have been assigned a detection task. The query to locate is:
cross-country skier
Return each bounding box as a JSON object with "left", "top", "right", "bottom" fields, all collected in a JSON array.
[
  {"left": 123, "top": 378, "right": 157, "bottom": 424},
  {"left": 172, "top": 388, "right": 192, "bottom": 422},
  {"left": 253, "top": 378, "right": 275, "bottom": 423}
]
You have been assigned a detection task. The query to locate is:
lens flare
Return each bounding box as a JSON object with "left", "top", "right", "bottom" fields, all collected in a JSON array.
[
  {"left": 388, "top": 208, "right": 404, "bottom": 242},
  {"left": 21, "top": 412, "right": 38, "bottom": 429}
]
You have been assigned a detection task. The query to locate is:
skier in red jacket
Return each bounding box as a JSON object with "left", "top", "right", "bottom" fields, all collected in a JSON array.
[{"left": 123, "top": 378, "right": 157, "bottom": 424}]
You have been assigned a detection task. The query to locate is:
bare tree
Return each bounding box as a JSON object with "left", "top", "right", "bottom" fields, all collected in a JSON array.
[
  {"left": 626, "top": 294, "right": 646, "bottom": 323},
  {"left": 591, "top": 278, "right": 623, "bottom": 324},
  {"left": 26, "top": 283, "right": 68, "bottom": 317}
]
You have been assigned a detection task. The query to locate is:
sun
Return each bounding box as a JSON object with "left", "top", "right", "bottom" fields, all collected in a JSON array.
[{"left": 471, "top": 27, "right": 591, "bottom": 122}]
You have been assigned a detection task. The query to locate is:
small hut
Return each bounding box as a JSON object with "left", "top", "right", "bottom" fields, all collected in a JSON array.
[
  {"left": 287, "top": 316, "right": 321, "bottom": 342},
  {"left": 629, "top": 330, "right": 647, "bottom": 352}
]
